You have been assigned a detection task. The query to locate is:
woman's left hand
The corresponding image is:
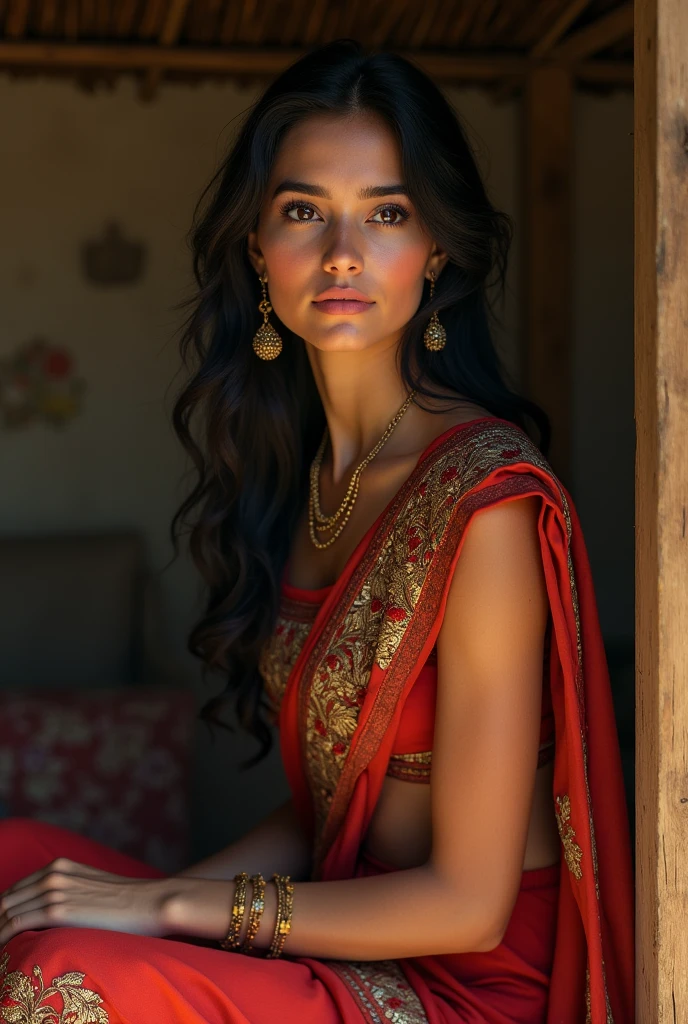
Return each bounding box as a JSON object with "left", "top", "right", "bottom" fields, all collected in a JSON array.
[{"left": 0, "top": 858, "right": 232, "bottom": 945}]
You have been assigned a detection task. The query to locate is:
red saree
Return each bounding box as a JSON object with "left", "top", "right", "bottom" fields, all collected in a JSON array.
[{"left": 0, "top": 418, "right": 633, "bottom": 1024}]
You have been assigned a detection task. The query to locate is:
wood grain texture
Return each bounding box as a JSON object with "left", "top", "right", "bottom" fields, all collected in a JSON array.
[
  {"left": 635, "top": 0, "right": 688, "bottom": 1019},
  {"left": 521, "top": 65, "right": 573, "bottom": 484},
  {"left": 0, "top": 0, "right": 635, "bottom": 88},
  {"left": 530, "top": 0, "right": 593, "bottom": 58},
  {"left": 4, "top": 0, "right": 30, "bottom": 37},
  {"left": 551, "top": 0, "right": 633, "bottom": 60},
  {"left": 140, "top": 0, "right": 191, "bottom": 102}
]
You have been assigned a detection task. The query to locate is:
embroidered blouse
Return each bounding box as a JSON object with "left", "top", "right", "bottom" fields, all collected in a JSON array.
[{"left": 258, "top": 575, "right": 555, "bottom": 783}]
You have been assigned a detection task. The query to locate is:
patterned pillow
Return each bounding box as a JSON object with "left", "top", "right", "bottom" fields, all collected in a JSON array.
[{"left": 0, "top": 687, "right": 195, "bottom": 872}]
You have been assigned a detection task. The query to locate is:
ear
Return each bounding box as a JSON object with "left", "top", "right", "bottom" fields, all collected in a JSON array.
[
  {"left": 426, "top": 243, "right": 449, "bottom": 282},
  {"left": 246, "top": 227, "right": 265, "bottom": 278}
]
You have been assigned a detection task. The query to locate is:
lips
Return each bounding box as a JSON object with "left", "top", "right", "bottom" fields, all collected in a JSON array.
[
  {"left": 312, "top": 298, "right": 374, "bottom": 315},
  {"left": 312, "top": 287, "right": 373, "bottom": 302}
]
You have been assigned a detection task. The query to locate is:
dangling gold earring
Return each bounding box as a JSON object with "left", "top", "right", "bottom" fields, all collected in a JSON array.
[
  {"left": 252, "top": 272, "right": 283, "bottom": 360},
  {"left": 423, "top": 270, "right": 446, "bottom": 352}
]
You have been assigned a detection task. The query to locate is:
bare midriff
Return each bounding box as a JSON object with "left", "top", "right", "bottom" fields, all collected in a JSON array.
[{"left": 361, "top": 757, "right": 561, "bottom": 873}]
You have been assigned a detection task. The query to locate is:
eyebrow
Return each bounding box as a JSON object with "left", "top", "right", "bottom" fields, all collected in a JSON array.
[{"left": 271, "top": 179, "right": 409, "bottom": 201}]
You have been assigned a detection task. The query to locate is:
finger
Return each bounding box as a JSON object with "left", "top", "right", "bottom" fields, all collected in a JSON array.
[
  {"left": 0, "top": 893, "right": 67, "bottom": 944},
  {"left": 2, "top": 858, "right": 76, "bottom": 897},
  {"left": 0, "top": 876, "right": 69, "bottom": 917},
  {"left": 1, "top": 869, "right": 74, "bottom": 912},
  {"left": 2, "top": 859, "right": 116, "bottom": 899}
]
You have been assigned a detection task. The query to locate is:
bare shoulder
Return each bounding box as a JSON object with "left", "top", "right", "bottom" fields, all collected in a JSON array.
[{"left": 439, "top": 494, "right": 548, "bottom": 651}]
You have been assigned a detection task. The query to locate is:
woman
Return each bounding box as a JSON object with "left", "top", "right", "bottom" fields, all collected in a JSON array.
[{"left": 0, "top": 40, "right": 632, "bottom": 1024}]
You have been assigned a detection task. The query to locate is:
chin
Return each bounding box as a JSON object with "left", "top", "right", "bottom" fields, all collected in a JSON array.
[{"left": 302, "top": 326, "right": 380, "bottom": 352}]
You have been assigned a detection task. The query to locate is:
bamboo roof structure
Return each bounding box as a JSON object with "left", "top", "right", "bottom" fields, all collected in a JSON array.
[{"left": 0, "top": 0, "right": 633, "bottom": 98}]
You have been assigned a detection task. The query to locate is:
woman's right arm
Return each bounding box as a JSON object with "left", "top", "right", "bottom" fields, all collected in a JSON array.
[{"left": 173, "top": 798, "right": 313, "bottom": 882}]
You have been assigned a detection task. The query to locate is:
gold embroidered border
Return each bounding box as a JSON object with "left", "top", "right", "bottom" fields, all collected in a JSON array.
[
  {"left": 313, "top": 476, "right": 549, "bottom": 869},
  {"left": 258, "top": 595, "right": 320, "bottom": 718},
  {"left": 326, "top": 959, "right": 428, "bottom": 1024},
  {"left": 554, "top": 794, "right": 583, "bottom": 881},
  {"left": 300, "top": 422, "right": 562, "bottom": 870},
  {"left": 294, "top": 419, "right": 611, "bottom": 1018},
  {"left": 386, "top": 751, "right": 432, "bottom": 783},
  {"left": 0, "top": 950, "right": 109, "bottom": 1024}
]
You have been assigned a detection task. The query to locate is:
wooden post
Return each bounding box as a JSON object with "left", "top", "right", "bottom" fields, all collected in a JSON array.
[
  {"left": 522, "top": 66, "right": 573, "bottom": 482},
  {"left": 635, "top": 0, "right": 688, "bottom": 1019}
]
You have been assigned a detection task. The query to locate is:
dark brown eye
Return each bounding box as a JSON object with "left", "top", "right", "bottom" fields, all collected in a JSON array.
[
  {"left": 370, "top": 204, "right": 410, "bottom": 227},
  {"left": 279, "top": 201, "right": 321, "bottom": 222}
]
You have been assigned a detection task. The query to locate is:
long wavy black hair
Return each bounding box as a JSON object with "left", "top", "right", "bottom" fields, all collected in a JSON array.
[{"left": 171, "top": 38, "right": 550, "bottom": 763}]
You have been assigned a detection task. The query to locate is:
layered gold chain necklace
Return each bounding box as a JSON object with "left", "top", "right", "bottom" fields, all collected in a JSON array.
[{"left": 308, "top": 390, "right": 417, "bottom": 549}]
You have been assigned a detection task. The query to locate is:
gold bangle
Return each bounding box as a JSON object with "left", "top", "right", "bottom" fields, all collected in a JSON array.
[
  {"left": 220, "top": 871, "right": 249, "bottom": 951},
  {"left": 265, "top": 873, "right": 294, "bottom": 959},
  {"left": 239, "top": 874, "right": 267, "bottom": 955}
]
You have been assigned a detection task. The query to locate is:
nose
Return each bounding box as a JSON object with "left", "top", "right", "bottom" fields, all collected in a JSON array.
[{"left": 321, "top": 219, "right": 363, "bottom": 275}]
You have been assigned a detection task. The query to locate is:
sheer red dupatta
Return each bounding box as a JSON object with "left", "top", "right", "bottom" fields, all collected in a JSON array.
[{"left": 278, "top": 418, "right": 634, "bottom": 1024}]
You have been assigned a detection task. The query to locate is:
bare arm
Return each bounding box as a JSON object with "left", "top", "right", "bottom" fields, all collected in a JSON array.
[
  {"left": 175, "top": 797, "right": 313, "bottom": 882},
  {"left": 1, "top": 497, "right": 550, "bottom": 956},
  {"left": 162, "top": 495, "right": 550, "bottom": 958}
]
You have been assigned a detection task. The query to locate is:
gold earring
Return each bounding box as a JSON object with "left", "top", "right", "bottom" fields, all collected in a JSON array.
[
  {"left": 252, "top": 273, "right": 283, "bottom": 360},
  {"left": 423, "top": 271, "right": 446, "bottom": 352}
]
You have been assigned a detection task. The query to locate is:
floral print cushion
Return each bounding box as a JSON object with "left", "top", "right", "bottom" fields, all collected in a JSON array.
[{"left": 0, "top": 688, "right": 194, "bottom": 872}]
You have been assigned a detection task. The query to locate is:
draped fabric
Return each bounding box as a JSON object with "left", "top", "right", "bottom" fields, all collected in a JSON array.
[{"left": 0, "top": 418, "right": 633, "bottom": 1024}]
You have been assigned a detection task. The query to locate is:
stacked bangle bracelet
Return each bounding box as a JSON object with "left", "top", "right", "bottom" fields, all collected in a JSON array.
[
  {"left": 239, "top": 873, "right": 267, "bottom": 954},
  {"left": 266, "top": 873, "right": 295, "bottom": 959},
  {"left": 220, "top": 871, "right": 294, "bottom": 959},
  {"left": 220, "top": 871, "right": 250, "bottom": 951}
]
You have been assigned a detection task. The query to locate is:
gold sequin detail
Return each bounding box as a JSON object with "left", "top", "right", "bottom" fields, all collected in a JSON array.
[
  {"left": 258, "top": 596, "right": 319, "bottom": 720},
  {"left": 302, "top": 422, "right": 556, "bottom": 858},
  {"left": 386, "top": 751, "right": 432, "bottom": 782},
  {"left": 0, "top": 950, "right": 109, "bottom": 1024},
  {"left": 554, "top": 794, "right": 583, "bottom": 880},
  {"left": 327, "top": 959, "right": 428, "bottom": 1023}
]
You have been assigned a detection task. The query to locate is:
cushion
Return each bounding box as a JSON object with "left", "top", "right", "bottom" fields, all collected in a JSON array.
[{"left": 0, "top": 687, "right": 195, "bottom": 872}]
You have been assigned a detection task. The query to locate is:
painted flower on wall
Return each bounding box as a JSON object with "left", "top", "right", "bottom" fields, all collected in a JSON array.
[{"left": 0, "top": 337, "right": 85, "bottom": 428}]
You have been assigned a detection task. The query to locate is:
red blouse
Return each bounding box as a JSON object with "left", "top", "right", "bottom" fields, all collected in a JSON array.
[{"left": 257, "top": 574, "right": 556, "bottom": 784}]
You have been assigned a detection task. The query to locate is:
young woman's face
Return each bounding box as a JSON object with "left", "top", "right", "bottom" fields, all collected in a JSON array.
[{"left": 247, "top": 111, "right": 447, "bottom": 354}]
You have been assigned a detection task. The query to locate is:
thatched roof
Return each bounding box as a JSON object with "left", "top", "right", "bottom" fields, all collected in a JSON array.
[{"left": 0, "top": 0, "right": 633, "bottom": 98}]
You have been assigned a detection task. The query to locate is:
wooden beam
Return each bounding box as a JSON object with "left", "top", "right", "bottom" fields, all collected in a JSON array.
[
  {"left": 38, "top": 0, "right": 59, "bottom": 35},
  {"left": 113, "top": 0, "right": 140, "bottom": 38},
  {"left": 0, "top": 42, "right": 529, "bottom": 78},
  {"left": 139, "top": 0, "right": 191, "bottom": 101},
  {"left": 4, "top": 0, "right": 31, "bottom": 38},
  {"left": 408, "top": 0, "right": 444, "bottom": 49},
  {"left": 530, "top": 0, "right": 593, "bottom": 59},
  {"left": 552, "top": 1, "right": 633, "bottom": 61},
  {"left": 138, "top": 0, "right": 166, "bottom": 40},
  {"left": 302, "top": 0, "right": 329, "bottom": 46},
  {"left": 635, "top": 0, "right": 688, "bottom": 1019},
  {"left": 0, "top": 41, "right": 634, "bottom": 87},
  {"left": 64, "top": 0, "right": 80, "bottom": 41},
  {"left": 521, "top": 66, "right": 573, "bottom": 483}
]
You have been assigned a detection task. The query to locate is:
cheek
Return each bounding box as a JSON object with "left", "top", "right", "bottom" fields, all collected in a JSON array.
[
  {"left": 259, "top": 233, "right": 312, "bottom": 304},
  {"left": 373, "top": 243, "right": 427, "bottom": 316},
  {"left": 379, "top": 246, "right": 426, "bottom": 290}
]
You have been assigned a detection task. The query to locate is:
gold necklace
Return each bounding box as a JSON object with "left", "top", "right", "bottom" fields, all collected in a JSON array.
[{"left": 308, "top": 390, "right": 417, "bottom": 550}]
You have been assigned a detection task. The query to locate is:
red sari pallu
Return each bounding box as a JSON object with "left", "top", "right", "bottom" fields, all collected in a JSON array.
[{"left": 0, "top": 418, "right": 634, "bottom": 1024}]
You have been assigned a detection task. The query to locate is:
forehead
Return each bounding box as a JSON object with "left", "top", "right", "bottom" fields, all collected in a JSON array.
[{"left": 270, "top": 112, "right": 403, "bottom": 187}]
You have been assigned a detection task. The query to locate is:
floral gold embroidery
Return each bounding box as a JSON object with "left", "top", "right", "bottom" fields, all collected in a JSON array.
[
  {"left": 327, "top": 959, "right": 428, "bottom": 1023},
  {"left": 258, "top": 596, "right": 320, "bottom": 720},
  {"left": 0, "top": 950, "right": 109, "bottom": 1024},
  {"left": 555, "top": 794, "right": 583, "bottom": 880},
  {"left": 300, "top": 421, "right": 556, "bottom": 869}
]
